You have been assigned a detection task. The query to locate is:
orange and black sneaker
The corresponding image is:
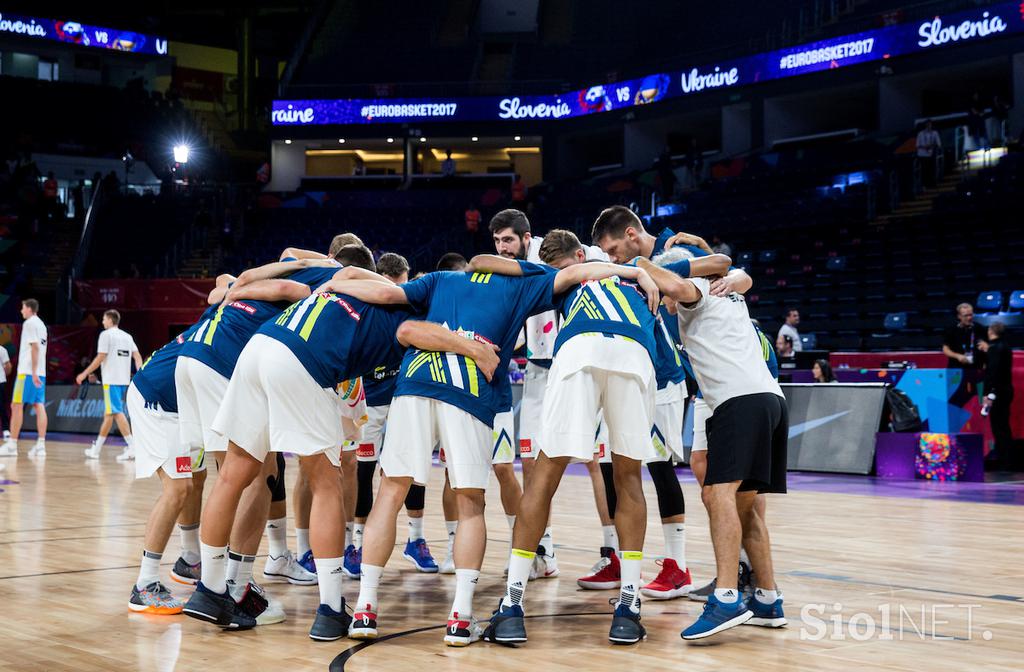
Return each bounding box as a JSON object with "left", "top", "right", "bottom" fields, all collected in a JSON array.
[{"left": 129, "top": 581, "right": 184, "bottom": 615}]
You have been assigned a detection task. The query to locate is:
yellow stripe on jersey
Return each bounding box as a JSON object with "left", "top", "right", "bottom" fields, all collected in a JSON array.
[
  {"left": 276, "top": 302, "right": 299, "bottom": 326},
  {"left": 203, "top": 304, "right": 227, "bottom": 345},
  {"left": 406, "top": 351, "right": 432, "bottom": 378},
  {"left": 299, "top": 295, "right": 331, "bottom": 341},
  {"left": 759, "top": 331, "right": 771, "bottom": 362},
  {"left": 470, "top": 272, "right": 492, "bottom": 284},
  {"left": 433, "top": 353, "right": 447, "bottom": 384},
  {"left": 563, "top": 290, "right": 603, "bottom": 328},
  {"left": 103, "top": 385, "right": 112, "bottom": 415},
  {"left": 601, "top": 278, "right": 641, "bottom": 326},
  {"left": 464, "top": 355, "right": 480, "bottom": 397}
]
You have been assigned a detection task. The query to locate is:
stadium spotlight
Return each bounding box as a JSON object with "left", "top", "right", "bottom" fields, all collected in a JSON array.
[
  {"left": 420, "top": 137, "right": 427, "bottom": 142},
  {"left": 172, "top": 144, "right": 191, "bottom": 164},
  {"left": 284, "top": 139, "right": 292, "bottom": 144},
  {"left": 471, "top": 136, "right": 479, "bottom": 142},
  {"left": 514, "top": 135, "right": 522, "bottom": 141},
  {"left": 338, "top": 138, "right": 346, "bottom": 143},
  {"left": 387, "top": 137, "right": 395, "bottom": 143}
]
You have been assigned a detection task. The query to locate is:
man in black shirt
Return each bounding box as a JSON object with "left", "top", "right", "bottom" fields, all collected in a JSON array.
[
  {"left": 982, "top": 322, "right": 1015, "bottom": 469},
  {"left": 942, "top": 303, "right": 988, "bottom": 369}
]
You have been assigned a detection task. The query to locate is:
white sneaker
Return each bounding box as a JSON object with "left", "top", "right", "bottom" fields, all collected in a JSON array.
[
  {"left": 84, "top": 442, "right": 102, "bottom": 459},
  {"left": 531, "top": 547, "right": 560, "bottom": 579},
  {"left": 28, "top": 442, "right": 46, "bottom": 457},
  {"left": 3, "top": 430, "right": 10, "bottom": 440},
  {"left": 263, "top": 550, "right": 317, "bottom": 585},
  {"left": 115, "top": 446, "right": 134, "bottom": 462},
  {"left": 439, "top": 554, "right": 456, "bottom": 575},
  {"left": 0, "top": 439, "right": 18, "bottom": 456}
]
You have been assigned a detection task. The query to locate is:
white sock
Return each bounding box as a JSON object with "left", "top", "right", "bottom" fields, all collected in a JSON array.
[
  {"left": 200, "top": 543, "right": 228, "bottom": 593},
  {"left": 408, "top": 516, "right": 424, "bottom": 541},
  {"left": 445, "top": 520, "right": 458, "bottom": 554},
  {"left": 715, "top": 587, "right": 740, "bottom": 603},
  {"left": 345, "top": 523, "right": 353, "bottom": 550},
  {"left": 451, "top": 568, "right": 480, "bottom": 619},
  {"left": 754, "top": 588, "right": 779, "bottom": 604},
  {"left": 539, "top": 527, "right": 554, "bottom": 556},
  {"left": 266, "top": 517, "right": 288, "bottom": 558},
  {"left": 739, "top": 546, "right": 750, "bottom": 566},
  {"left": 296, "top": 528, "right": 311, "bottom": 557},
  {"left": 125, "top": 434, "right": 133, "bottom": 446},
  {"left": 95, "top": 435, "right": 107, "bottom": 450},
  {"left": 178, "top": 524, "right": 200, "bottom": 565},
  {"left": 602, "top": 524, "right": 619, "bottom": 551},
  {"left": 314, "top": 556, "right": 344, "bottom": 611},
  {"left": 353, "top": 523, "right": 365, "bottom": 550},
  {"left": 136, "top": 550, "right": 161, "bottom": 589},
  {"left": 357, "top": 564, "right": 384, "bottom": 613},
  {"left": 662, "top": 522, "right": 686, "bottom": 567},
  {"left": 502, "top": 549, "right": 535, "bottom": 608},
  {"left": 506, "top": 515, "right": 516, "bottom": 530},
  {"left": 235, "top": 554, "right": 255, "bottom": 587},
  {"left": 619, "top": 551, "right": 642, "bottom": 613},
  {"left": 226, "top": 551, "right": 243, "bottom": 583}
]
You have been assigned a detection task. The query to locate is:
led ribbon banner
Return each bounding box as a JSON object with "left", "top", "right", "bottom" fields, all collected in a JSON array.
[
  {"left": 0, "top": 12, "right": 167, "bottom": 55},
  {"left": 273, "top": 1, "right": 1023, "bottom": 126}
]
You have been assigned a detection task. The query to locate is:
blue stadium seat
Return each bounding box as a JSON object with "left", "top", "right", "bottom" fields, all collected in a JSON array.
[
  {"left": 758, "top": 250, "right": 777, "bottom": 263},
  {"left": 1007, "top": 290, "right": 1024, "bottom": 313},
  {"left": 884, "top": 312, "right": 908, "bottom": 330},
  {"left": 976, "top": 291, "right": 1003, "bottom": 314},
  {"left": 737, "top": 251, "right": 754, "bottom": 266},
  {"left": 800, "top": 333, "right": 817, "bottom": 349},
  {"left": 825, "top": 256, "right": 847, "bottom": 271}
]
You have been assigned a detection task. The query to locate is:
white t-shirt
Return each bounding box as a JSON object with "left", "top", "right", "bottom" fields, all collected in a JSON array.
[
  {"left": 676, "top": 278, "right": 783, "bottom": 412},
  {"left": 523, "top": 236, "right": 609, "bottom": 362},
  {"left": 777, "top": 323, "right": 803, "bottom": 352},
  {"left": 97, "top": 327, "right": 139, "bottom": 385},
  {"left": 0, "top": 347, "right": 9, "bottom": 383},
  {"left": 17, "top": 315, "right": 47, "bottom": 377}
]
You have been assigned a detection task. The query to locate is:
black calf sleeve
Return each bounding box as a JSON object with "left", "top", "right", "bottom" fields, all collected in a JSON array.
[
  {"left": 355, "top": 460, "right": 376, "bottom": 518},
  {"left": 600, "top": 461, "right": 617, "bottom": 520},
  {"left": 405, "top": 483, "right": 426, "bottom": 511},
  {"left": 647, "top": 459, "right": 685, "bottom": 518},
  {"left": 268, "top": 452, "right": 287, "bottom": 502}
]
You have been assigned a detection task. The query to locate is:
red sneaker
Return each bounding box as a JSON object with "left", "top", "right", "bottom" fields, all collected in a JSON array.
[
  {"left": 640, "top": 558, "right": 693, "bottom": 600},
  {"left": 576, "top": 547, "right": 621, "bottom": 590},
  {"left": 349, "top": 605, "right": 378, "bottom": 640}
]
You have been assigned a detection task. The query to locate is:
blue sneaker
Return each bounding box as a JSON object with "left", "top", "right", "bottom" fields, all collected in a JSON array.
[
  {"left": 745, "top": 591, "right": 787, "bottom": 628},
  {"left": 309, "top": 600, "right": 352, "bottom": 641},
  {"left": 343, "top": 544, "right": 362, "bottom": 579},
  {"left": 483, "top": 600, "right": 526, "bottom": 644},
  {"left": 182, "top": 582, "right": 240, "bottom": 628},
  {"left": 297, "top": 549, "right": 316, "bottom": 575},
  {"left": 402, "top": 538, "right": 439, "bottom": 573},
  {"left": 608, "top": 602, "right": 646, "bottom": 644},
  {"left": 680, "top": 590, "right": 752, "bottom": 640}
]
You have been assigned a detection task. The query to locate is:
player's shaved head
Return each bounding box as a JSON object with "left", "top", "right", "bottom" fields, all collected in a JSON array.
[{"left": 334, "top": 244, "right": 376, "bottom": 271}]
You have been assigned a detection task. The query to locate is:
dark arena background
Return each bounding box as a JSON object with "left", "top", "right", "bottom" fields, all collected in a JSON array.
[{"left": 0, "top": 1, "right": 1022, "bottom": 670}]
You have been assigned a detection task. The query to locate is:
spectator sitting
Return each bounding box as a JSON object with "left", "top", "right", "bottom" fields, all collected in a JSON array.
[
  {"left": 777, "top": 308, "right": 803, "bottom": 352},
  {"left": 710, "top": 234, "right": 732, "bottom": 256},
  {"left": 776, "top": 334, "right": 795, "bottom": 359},
  {"left": 812, "top": 359, "right": 837, "bottom": 383},
  {"left": 916, "top": 120, "right": 941, "bottom": 188},
  {"left": 942, "top": 302, "right": 988, "bottom": 369},
  {"left": 511, "top": 174, "right": 527, "bottom": 204},
  {"left": 441, "top": 150, "right": 456, "bottom": 177},
  {"left": 464, "top": 204, "right": 482, "bottom": 254}
]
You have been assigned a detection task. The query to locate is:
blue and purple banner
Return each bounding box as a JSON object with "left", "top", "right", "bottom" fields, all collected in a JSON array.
[
  {"left": 0, "top": 12, "right": 167, "bottom": 55},
  {"left": 273, "top": 1, "right": 1024, "bottom": 127}
]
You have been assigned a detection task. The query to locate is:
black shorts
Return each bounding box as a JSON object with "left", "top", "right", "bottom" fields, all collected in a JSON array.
[{"left": 705, "top": 392, "right": 788, "bottom": 494}]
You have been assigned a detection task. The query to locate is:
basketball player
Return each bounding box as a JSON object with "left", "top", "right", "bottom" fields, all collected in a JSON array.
[
  {"left": 481, "top": 230, "right": 662, "bottom": 645},
  {"left": 127, "top": 298, "right": 222, "bottom": 615},
  {"left": 182, "top": 271, "right": 501, "bottom": 641},
  {"left": 343, "top": 252, "right": 440, "bottom": 577},
  {"left": 176, "top": 255, "right": 346, "bottom": 598},
  {"left": 432, "top": 249, "right": 524, "bottom": 576},
  {"left": 490, "top": 209, "right": 614, "bottom": 578},
  {"left": 340, "top": 255, "right": 637, "bottom": 646},
  {"left": 78, "top": 310, "right": 143, "bottom": 461},
  {"left": 0, "top": 299, "right": 48, "bottom": 457},
  {"left": 641, "top": 249, "right": 788, "bottom": 639}
]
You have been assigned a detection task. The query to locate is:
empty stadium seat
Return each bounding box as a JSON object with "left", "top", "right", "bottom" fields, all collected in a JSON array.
[
  {"left": 976, "top": 291, "right": 1003, "bottom": 314},
  {"left": 884, "top": 312, "right": 908, "bottom": 330},
  {"left": 800, "top": 333, "right": 818, "bottom": 350},
  {"left": 1008, "top": 290, "right": 1024, "bottom": 313}
]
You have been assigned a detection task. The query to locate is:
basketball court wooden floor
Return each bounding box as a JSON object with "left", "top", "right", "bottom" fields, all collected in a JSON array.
[{"left": 1, "top": 437, "right": 1022, "bottom": 671}]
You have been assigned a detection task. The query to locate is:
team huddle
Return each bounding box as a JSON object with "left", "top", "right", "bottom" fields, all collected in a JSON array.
[{"left": 114, "top": 205, "right": 790, "bottom": 647}]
